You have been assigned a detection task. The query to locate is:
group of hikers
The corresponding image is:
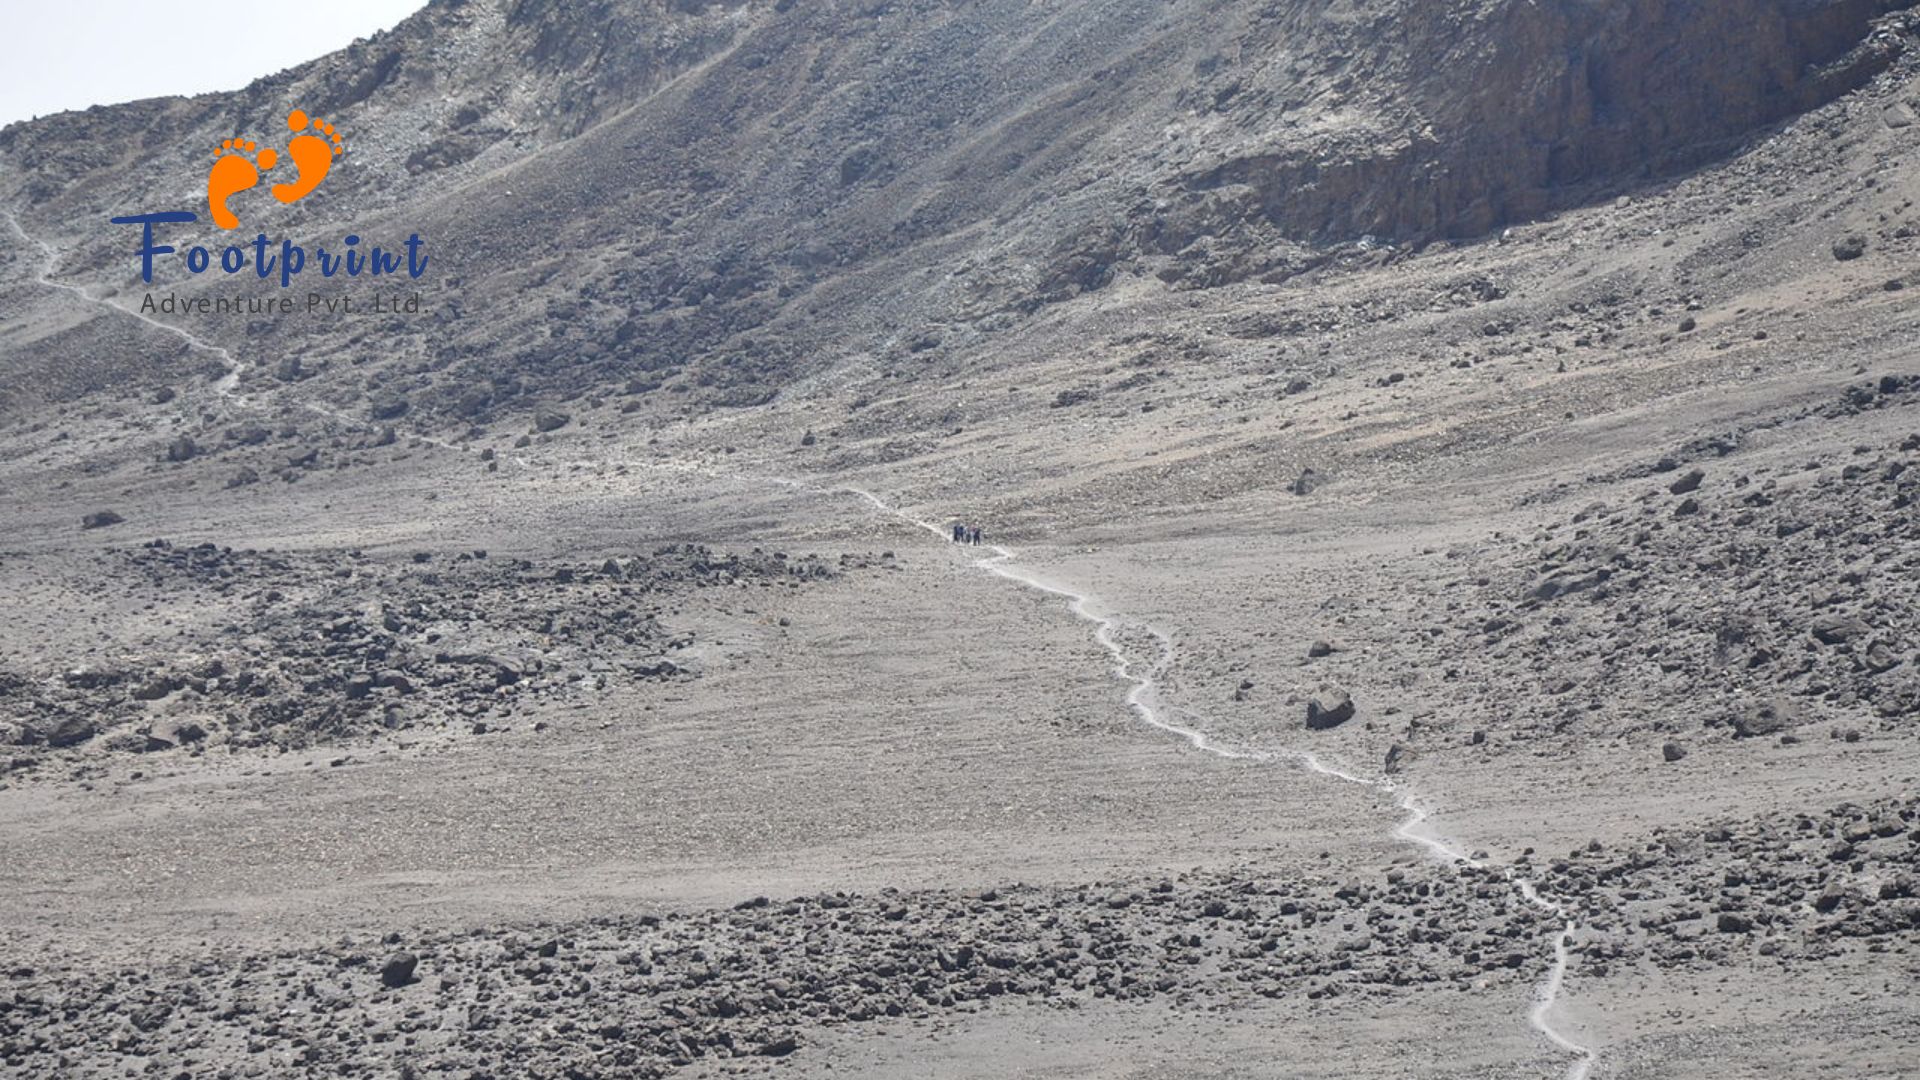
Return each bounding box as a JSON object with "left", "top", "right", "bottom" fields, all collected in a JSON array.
[{"left": 951, "top": 521, "right": 985, "bottom": 546}]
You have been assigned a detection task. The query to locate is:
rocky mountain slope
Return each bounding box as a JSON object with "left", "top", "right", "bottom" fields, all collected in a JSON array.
[{"left": 4, "top": 0, "right": 1916, "bottom": 427}]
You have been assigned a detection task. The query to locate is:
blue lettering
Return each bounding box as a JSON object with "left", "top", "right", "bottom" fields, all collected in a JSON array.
[
  {"left": 279, "top": 241, "right": 304, "bottom": 288},
  {"left": 108, "top": 216, "right": 428, "bottom": 287},
  {"left": 109, "top": 211, "right": 196, "bottom": 284},
  {"left": 251, "top": 234, "right": 276, "bottom": 281}
]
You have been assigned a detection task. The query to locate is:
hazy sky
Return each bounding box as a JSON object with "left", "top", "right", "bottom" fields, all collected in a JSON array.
[{"left": 0, "top": 1, "right": 428, "bottom": 128}]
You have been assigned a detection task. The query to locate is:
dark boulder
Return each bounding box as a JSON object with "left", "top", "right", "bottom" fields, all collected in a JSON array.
[
  {"left": 1810, "top": 613, "right": 1871, "bottom": 646},
  {"left": 145, "top": 719, "right": 207, "bottom": 751},
  {"left": 130, "top": 675, "right": 181, "bottom": 701},
  {"left": 1306, "top": 689, "right": 1356, "bottom": 730},
  {"left": 755, "top": 1032, "right": 799, "bottom": 1057},
  {"left": 369, "top": 390, "right": 410, "bottom": 420},
  {"left": 42, "top": 716, "right": 97, "bottom": 748},
  {"left": 379, "top": 952, "right": 419, "bottom": 988}
]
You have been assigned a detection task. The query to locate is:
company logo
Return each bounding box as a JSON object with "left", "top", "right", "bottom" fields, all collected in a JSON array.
[
  {"left": 110, "top": 105, "right": 426, "bottom": 297},
  {"left": 208, "top": 109, "right": 347, "bottom": 230}
]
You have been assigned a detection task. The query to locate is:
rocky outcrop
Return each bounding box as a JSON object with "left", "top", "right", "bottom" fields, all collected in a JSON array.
[{"left": 1183, "top": 0, "right": 1920, "bottom": 245}]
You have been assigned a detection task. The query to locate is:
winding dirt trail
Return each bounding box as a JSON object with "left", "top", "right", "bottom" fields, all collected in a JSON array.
[
  {"left": 834, "top": 482, "right": 1595, "bottom": 1080},
  {"left": 1, "top": 208, "right": 485, "bottom": 457},
  {"left": 2, "top": 209, "right": 250, "bottom": 399}
]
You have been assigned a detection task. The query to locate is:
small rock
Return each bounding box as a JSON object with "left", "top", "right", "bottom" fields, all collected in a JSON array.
[
  {"left": 81, "top": 510, "right": 124, "bottom": 530},
  {"left": 1662, "top": 741, "right": 1687, "bottom": 762},
  {"left": 1383, "top": 743, "right": 1411, "bottom": 774}
]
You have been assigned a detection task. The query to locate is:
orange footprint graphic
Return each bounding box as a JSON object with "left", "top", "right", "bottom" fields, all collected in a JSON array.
[
  {"left": 207, "top": 139, "right": 277, "bottom": 230},
  {"left": 271, "top": 109, "right": 345, "bottom": 205}
]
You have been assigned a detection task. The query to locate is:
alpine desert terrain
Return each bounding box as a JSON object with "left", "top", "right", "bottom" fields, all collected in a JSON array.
[{"left": 1, "top": 1, "right": 1918, "bottom": 1077}]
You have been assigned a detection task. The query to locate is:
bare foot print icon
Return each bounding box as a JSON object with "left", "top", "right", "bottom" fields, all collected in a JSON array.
[
  {"left": 206, "top": 139, "right": 277, "bottom": 230},
  {"left": 271, "top": 109, "right": 346, "bottom": 205}
]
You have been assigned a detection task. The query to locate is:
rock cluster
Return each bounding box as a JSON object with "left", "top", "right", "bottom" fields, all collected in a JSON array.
[
  {"left": 0, "top": 542, "right": 862, "bottom": 770},
  {"left": 0, "top": 861, "right": 1555, "bottom": 1079},
  {"left": 5, "top": 794, "right": 1912, "bottom": 1078},
  {"left": 1405, "top": 384, "right": 1918, "bottom": 752},
  {"left": 1537, "top": 795, "right": 1920, "bottom": 976}
]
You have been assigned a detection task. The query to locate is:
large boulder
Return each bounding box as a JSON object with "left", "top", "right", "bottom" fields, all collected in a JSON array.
[
  {"left": 40, "top": 716, "right": 97, "bottom": 748},
  {"left": 145, "top": 718, "right": 207, "bottom": 751},
  {"left": 130, "top": 674, "right": 181, "bottom": 701},
  {"left": 1810, "top": 613, "right": 1871, "bottom": 646},
  {"left": 452, "top": 382, "right": 494, "bottom": 417},
  {"left": 369, "top": 390, "right": 410, "bottom": 420},
  {"left": 379, "top": 952, "right": 419, "bottom": 988},
  {"left": 1306, "top": 689, "right": 1356, "bottom": 730}
]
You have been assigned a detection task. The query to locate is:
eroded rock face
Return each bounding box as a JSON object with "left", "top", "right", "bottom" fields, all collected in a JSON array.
[{"left": 1180, "top": 0, "right": 1920, "bottom": 247}]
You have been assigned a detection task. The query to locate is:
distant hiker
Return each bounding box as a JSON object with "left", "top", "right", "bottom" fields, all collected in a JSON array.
[
  {"left": 969, "top": 526, "right": 983, "bottom": 546},
  {"left": 952, "top": 522, "right": 967, "bottom": 543}
]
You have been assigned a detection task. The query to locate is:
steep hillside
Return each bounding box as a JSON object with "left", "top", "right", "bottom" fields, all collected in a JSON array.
[{"left": 3, "top": 0, "right": 1915, "bottom": 431}]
